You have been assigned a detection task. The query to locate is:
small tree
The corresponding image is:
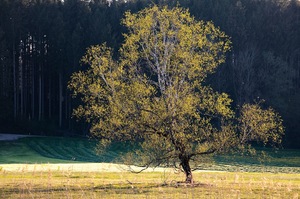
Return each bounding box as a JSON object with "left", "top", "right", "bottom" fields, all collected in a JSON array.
[{"left": 68, "top": 5, "right": 284, "bottom": 184}]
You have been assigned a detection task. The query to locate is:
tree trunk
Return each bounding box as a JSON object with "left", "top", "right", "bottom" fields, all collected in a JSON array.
[
  {"left": 19, "top": 51, "right": 24, "bottom": 117},
  {"left": 48, "top": 77, "right": 51, "bottom": 118},
  {"left": 180, "top": 155, "right": 193, "bottom": 184},
  {"left": 38, "top": 64, "right": 42, "bottom": 121},
  {"left": 31, "top": 55, "right": 35, "bottom": 120},
  {"left": 59, "top": 72, "right": 63, "bottom": 128},
  {"left": 13, "top": 32, "right": 17, "bottom": 119}
]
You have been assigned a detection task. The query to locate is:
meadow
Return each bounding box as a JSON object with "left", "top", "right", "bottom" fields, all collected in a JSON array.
[
  {"left": 1, "top": 169, "right": 299, "bottom": 198},
  {"left": 0, "top": 136, "right": 299, "bottom": 198}
]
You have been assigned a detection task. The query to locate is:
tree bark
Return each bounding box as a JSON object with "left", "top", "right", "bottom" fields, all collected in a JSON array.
[
  {"left": 59, "top": 72, "right": 63, "bottom": 128},
  {"left": 180, "top": 155, "right": 193, "bottom": 184},
  {"left": 12, "top": 17, "right": 17, "bottom": 120},
  {"left": 38, "top": 64, "right": 42, "bottom": 121},
  {"left": 48, "top": 77, "right": 51, "bottom": 118},
  {"left": 31, "top": 51, "right": 35, "bottom": 120}
]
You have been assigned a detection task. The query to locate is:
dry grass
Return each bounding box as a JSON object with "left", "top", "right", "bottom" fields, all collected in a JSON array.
[{"left": 1, "top": 166, "right": 299, "bottom": 198}]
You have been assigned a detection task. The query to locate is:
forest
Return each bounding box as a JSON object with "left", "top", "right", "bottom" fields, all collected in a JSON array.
[{"left": 0, "top": 0, "right": 299, "bottom": 148}]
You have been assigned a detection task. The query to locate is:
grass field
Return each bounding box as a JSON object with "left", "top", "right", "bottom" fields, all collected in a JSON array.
[
  {"left": 0, "top": 136, "right": 300, "bottom": 198},
  {"left": 0, "top": 136, "right": 129, "bottom": 164},
  {"left": 0, "top": 170, "right": 299, "bottom": 198},
  {"left": 0, "top": 136, "right": 299, "bottom": 173}
]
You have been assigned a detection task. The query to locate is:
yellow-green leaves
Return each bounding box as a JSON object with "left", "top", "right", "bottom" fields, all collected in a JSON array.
[
  {"left": 121, "top": 5, "right": 231, "bottom": 92},
  {"left": 239, "top": 103, "right": 284, "bottom": 146},
  {"left": 68, "top": 5, "right": 284, "bottom": 177}
]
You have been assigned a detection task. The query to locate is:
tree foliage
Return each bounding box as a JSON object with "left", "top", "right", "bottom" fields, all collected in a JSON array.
[
  {"left": 69, "top": 5, "right": 284, "bottom": 183},
  {"left": 0, "top": 0, "right": 298, "bottom": 146},
  {"left": 239, "top": 103, "right": 284, "bottom": 146}
]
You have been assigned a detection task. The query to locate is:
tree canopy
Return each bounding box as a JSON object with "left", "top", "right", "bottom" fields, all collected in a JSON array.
[
  {"left": 69, "top": 5, "right": 284, "bottom": 183},
  {"left": 0, "top": 0, "right": 299, "bottom": 147}
]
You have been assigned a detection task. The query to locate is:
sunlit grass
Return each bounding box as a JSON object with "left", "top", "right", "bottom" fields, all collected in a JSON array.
[
  {"left": 1, "top": 137, "right": 299, "bottom": 198},
  {"left": 1, "top": 169, "right": 299, "bottom": 198},
  {"left": 1, "top": 137, "right": 300, "bottom": 174}
]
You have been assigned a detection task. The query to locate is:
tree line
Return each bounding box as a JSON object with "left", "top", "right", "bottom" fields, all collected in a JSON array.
[{"left": 0, "top": 0, "right": 299, "bottom": 147}]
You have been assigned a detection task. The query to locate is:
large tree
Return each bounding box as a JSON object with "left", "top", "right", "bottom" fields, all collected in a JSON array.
[{"left": 69, "top": 5, "right": 284, "bottom": 183}]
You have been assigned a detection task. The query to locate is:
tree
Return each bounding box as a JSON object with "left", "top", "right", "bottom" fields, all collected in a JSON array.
[
  {"left": 238, "top": 102, "right": 284, "bottom": 147},
  {"left": 69, "top": 5, "right": 284, "bottom": 184}
]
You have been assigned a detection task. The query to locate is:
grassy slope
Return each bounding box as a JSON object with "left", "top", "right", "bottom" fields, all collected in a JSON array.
[
  {"left": 0, "top": 136, "right": 299, "bottom": 173},
  {"left": 0, "top": 137, "right": 128, "bottom": 164},
  {"left": 0, "top": 139, "right": 73, "bottom": 164}
]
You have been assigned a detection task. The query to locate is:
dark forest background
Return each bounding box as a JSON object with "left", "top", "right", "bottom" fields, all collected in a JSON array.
[{"left": 0, "top": 0, "right": 299, "bottom": 148}]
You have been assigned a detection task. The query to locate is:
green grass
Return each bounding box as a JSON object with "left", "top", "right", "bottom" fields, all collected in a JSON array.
[
  {"left": 0, "top": 136, "right": 131, "bottom": 164},
  {"left": 0, "top": 139, "right": 73, "bottom": 164},
  {"left": 207, "top": 148, "right": 300, "bottom": 173},
  {"left": 0, "top": 136, "right": 300, "bottom": 198},
  {"left": 0, "top": 136, "right": 300, "bottom": 173},
  {"left": 25, "top": 137, "right": 102, "bottom": 162},
  {"left": 0, "top": 170, "right": 299, "bottom": 198}
]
